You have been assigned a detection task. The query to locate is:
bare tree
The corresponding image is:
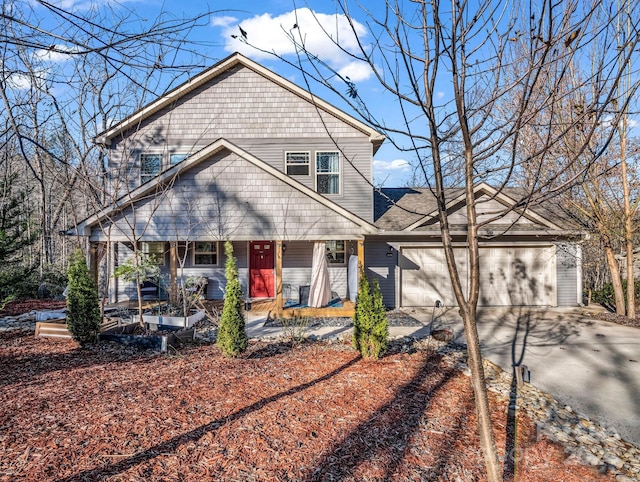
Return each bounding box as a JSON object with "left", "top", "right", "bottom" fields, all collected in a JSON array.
[
  {"left": 0, "top": 0, "right": 214, "bottom": 274},
  {"left": 509, "top": 8, "right": 640, "bottom": 316},
  {"left": 242, "top": 1, "right": 640, "bottom": 479},
  {"left": 617, "top": 0, "right": 638, "bottom": 317}
]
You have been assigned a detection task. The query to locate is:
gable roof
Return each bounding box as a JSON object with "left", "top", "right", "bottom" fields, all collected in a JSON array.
[
  {"left": 71, "top": 138, "right": 378, "bottom": 238},
  {"left": 374, "top": 182, "right": 580, "bottom": 236},
  {"left": 95, "top": 52, "right": 385, "bottom": 152}
]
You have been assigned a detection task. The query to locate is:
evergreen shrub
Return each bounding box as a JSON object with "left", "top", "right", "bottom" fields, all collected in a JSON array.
[{"left": 217, "top": 241, "right": 248, "bottom": 357}]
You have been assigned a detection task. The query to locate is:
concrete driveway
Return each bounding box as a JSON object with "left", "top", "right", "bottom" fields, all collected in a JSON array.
[{"left": 404, "top": 305, "right": 640, "bottom": 446}]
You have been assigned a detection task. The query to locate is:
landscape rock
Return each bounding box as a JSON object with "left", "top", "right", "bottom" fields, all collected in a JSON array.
[
  {"left": 605, "top": 454, "right": 626, "bottom": 470},
  {"left": 432, "top": 346, "right": 640, "bottom": 480}
]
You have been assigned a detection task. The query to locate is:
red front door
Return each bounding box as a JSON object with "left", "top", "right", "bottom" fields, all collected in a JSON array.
[{"left": 249, "top": 241, "right": 275, "bottom": 298}]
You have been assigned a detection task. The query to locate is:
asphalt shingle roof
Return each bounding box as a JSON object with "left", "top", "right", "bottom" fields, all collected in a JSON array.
[{"left": 374, "top": 186, "right": 581, "bottom": 233}]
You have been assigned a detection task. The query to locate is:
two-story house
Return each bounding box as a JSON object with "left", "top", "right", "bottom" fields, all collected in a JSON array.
[{"left": 70, "top": 53, "right": 583, "bottom": 312}]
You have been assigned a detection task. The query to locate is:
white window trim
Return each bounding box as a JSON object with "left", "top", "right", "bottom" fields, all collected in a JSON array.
[
  {"left": 325, "top": 240, "right": 347, "bottom": 265},
  {"left": 315, "top": 151, "right": 341, "bottom": 195},
  {"left": 192, "top": 241, "right": 219, "bottom": 267},
  {"left": 285, "top": 151, "right": 311, "bottom": 176},
  {"left": 141, "top": 241, "right": 165, "bottom": 266},
  {"left": 140, "top": 153, "right": 162, "bottom": 183}
]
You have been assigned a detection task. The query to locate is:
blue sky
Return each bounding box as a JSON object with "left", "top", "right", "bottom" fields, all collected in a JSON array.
[{"left": 41, "top": 0, "right": 417, "bottom": 186}]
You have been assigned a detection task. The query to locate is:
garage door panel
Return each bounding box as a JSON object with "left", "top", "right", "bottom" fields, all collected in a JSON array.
[
  {"left": 479, "top": 246, "right": 556, "bottom": 306},
  {"left": 401, "top": 248, "right": 467, "bottom": 307},
  {"left": 401, "top": 245, "right": 556, "bottom": 307},
  {"left": 479, "top": 247, "right": 512, "bottom": 305}
]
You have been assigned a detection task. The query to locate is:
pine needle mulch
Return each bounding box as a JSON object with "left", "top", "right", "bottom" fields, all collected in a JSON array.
[{"left": 0, "top": 330, "right": 612, "bottom": 481}]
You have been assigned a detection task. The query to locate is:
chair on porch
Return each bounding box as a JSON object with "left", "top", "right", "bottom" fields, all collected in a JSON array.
[
  {"left": 138, "top": 279, "right": 169, "bottom": 301},
  {"left": 140, "top": 280, "right": 159, "bottom": 301}
]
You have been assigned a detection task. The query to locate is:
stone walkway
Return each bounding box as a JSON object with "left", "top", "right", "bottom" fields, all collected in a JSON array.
[{"left": 0, "top": 311, "right": 38, "bottom": 331}]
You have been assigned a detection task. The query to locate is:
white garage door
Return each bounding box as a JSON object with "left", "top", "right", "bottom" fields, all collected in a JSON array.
[
  {"left": 400, "top": 246, "right": 556, "bottom": 307},
  {"left": 400, "top": 248, "right": 468, "bottom": 307}
]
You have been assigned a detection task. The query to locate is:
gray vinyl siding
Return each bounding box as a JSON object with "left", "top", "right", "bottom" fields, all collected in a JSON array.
[
  {"left": 107, "top": 65, "right": 374, "bottom": 221},
  {"left": 364, "top": 237, "right": 398, "bottom": 309},
  {"left": 556, "top": 242, "right": 580, "bottom": 306},
  {"left": 115, "top": 242, "right": 136, "bottom": 301},
  {"left": 444, "top": 196, "right": 535, "bottom": 226},
  {"left": 281, "top": 242, "right": 312, "bottom": 301},
  {"left": 242, "top": 139, "right": 372, "bottom": 221},
  {"left": 92, "top": 150, "right": 370, "bottom": 242},
  {"left": 112, "top": 239, "right": 355, "bottom": 302},
  {"left": 170, "top": 241, "right": 249, "bottom": 300}
]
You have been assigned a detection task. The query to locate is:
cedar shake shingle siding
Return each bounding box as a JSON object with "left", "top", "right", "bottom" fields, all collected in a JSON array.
[{"left": 107, "top": 65, "right": 374, "bottom": 221}]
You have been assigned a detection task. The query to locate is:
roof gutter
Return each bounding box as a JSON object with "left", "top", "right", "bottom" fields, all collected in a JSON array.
[{"left": 371, "top": 229, "right": 586, "bottom": 238}]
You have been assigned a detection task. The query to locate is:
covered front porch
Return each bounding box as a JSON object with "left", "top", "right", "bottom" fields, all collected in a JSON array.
[{"left": 90, "top": 238, "right": 365, "bottom": 318}]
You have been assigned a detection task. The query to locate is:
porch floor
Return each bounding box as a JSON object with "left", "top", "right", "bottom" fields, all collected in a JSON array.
[
  {"left": 202, "top": 298, "right": 355, "bottom": 318},
  {"left": 105, "top": 298, "right": 355, "bottom": 320}
]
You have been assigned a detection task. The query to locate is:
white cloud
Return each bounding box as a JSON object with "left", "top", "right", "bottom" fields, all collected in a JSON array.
[
  {"left": 211, "top": 15, "right": 237, "bottom": 28},
  {"left": 338, "top": 61, "right": 374, "bottom": 83},
  {"left": 6, "top": 72, "right": 32, "bottom": 90},
  {"left": 216, "top": 8, "right": 373, "bottom": 82},
  {"left": 373, "top": 159, "right": 411, "bottom": 171},
  {"left": 34, "top": 45, "right": 78, "bottom": 63}
]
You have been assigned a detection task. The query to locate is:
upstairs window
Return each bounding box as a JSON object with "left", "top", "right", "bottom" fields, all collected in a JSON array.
[
  {"left": 316, "top": 151, "right": 340, "bottom": 194},
  {"left": 140, "top": 153, "right": 161, "bottom": 183},
  {"left": 193, "top": 241, "right": 218, "bottom": 266},
  {"left": 285, "top": 151, "right": 310, "bottom": 176},
  {"left": 325, "top": 240, "right": 346, "bottom": 264},
  {"left": 170, "top": 153, "right": 188, "bottom": 165},
  {"left": 169, "top": 154, "right": 189, "bottom": 166}
]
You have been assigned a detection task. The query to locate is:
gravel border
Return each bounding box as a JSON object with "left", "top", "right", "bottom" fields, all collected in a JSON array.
[{"left": 263, "top": 310, "right": 424, "bottom": 328}]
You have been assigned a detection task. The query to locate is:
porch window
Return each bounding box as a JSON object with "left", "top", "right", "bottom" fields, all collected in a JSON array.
[
  {"left": 141, "top": 241, "right": 165, "bottom": 266},
  {"left": 285, "top": 151, "right": 310, "bottom": 175},
  {"left": 193, "top": 241, "right": 218, "bottom": 266},
  {"left": 140, "top": 153, "right": 162, "bottom": 183},
  {"left": 316, "top": 152, "right": 340, "bottom": 194},
  {"left": 325, "top": 240, "right": 346, "bottom": 264}
]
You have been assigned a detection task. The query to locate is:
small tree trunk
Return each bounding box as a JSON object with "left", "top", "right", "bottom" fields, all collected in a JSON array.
[
  {"left": 625, "top": 235, "right": 635, "bottom": 318},
  {"left": 604, "top": 241, "right": 625, "bottom": 315},
  {"left": 461, "top": 306, "right": 502, "bottom": 481},
  {"left": 621, "top": 129, "right": 635, "bottom": 318},
  {"left": 135, "top": 272, "right": 144, "bottom": 327}
]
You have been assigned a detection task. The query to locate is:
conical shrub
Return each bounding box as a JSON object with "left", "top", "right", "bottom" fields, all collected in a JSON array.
[
  {"left": 353, "top": 266, "right": 388, "bottom": 359},
  {"left": 217, "top": 241, "right": 248, "bottom": 357},
  {"left": 66, "top": 249, "right": 102, "bottom": 346}
]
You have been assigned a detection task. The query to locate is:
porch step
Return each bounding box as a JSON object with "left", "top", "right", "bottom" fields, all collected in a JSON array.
[{"left": 35, "top": 320, "right": 72, "bottom": 339}]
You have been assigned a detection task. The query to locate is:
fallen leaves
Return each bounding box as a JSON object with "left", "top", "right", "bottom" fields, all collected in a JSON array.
[{"left": 0, "top": 331, "right": 614, "bottom": 481}]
